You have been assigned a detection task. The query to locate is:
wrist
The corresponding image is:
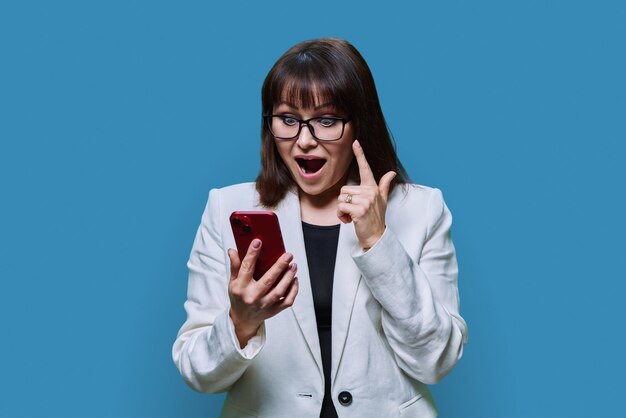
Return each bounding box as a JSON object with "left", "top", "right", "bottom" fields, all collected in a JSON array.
[
  {"left": 229, "top": 309, "right": 261, "bottom": 347},
  {"left": 360, "top": 226, "right": 386, "bottom": 250}
]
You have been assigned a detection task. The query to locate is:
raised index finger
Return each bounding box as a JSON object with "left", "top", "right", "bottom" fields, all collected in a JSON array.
[{"left": 353, "top": 140, "right": 376, "bottom": 186}]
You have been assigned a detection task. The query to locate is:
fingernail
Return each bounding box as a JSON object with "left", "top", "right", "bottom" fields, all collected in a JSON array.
[
  {"left": 252, "top": 239, "right": 261, "bottom": 249},
  {"left": 354, "top": 140, "right": 361, "bottom": 148},
  {"left": 290, "top": 263, "right": 297, "bottom": 272},
  {"left": 283, "top": 252, "right": 293, "bottom": 262}
]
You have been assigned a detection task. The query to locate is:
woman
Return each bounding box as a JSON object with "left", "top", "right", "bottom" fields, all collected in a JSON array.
[{"left": 173, "top": 38, "right": 468, "bottom": 418}]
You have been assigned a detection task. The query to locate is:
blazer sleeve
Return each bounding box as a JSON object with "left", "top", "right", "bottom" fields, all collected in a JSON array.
[
  {"left": 351, "top": 187, "right": 468, "bottom": 384},
  {"left": 172, "top": 188, "right": 266, "bottom": 393}
]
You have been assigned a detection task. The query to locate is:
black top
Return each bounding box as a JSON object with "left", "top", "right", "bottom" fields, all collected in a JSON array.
[{"left": 302, "top": 221, "right": 340, "bottom": 418}]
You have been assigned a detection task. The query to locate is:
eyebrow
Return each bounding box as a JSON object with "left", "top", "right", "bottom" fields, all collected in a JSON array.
[{"left": 275, "top": 101, "right": 335, "bottom": 111}]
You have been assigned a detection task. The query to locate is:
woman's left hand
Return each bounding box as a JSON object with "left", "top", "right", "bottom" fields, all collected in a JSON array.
[{"left": 337, "top": 140, "right": 397, "bottom": 250}]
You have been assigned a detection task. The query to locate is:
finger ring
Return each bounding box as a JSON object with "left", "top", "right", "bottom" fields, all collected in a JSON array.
[{"left": 344, "top": 194, "right": 353, "bottom": 204}]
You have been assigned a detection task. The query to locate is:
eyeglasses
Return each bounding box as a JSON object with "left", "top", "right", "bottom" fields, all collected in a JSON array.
[{"left": 264, "top": 115, "right": 351, "bottom": 142}]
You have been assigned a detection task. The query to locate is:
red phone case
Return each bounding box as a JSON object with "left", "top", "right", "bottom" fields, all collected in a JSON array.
[{"left": 230, "top": 211, "right": 286, "bottom": 281}]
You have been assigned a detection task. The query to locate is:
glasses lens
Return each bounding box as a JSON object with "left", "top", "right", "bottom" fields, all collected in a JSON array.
[
  {"left": 310, "top": 117, "right": 344, "bottom": 141},
  {"left": 270, "top": 116, "right": 300, "bottom": 139}
]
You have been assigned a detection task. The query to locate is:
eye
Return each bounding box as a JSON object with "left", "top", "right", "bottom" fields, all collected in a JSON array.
[
  {"left": 281, "top": 116, "right": 298, "bottom": 126},
  {"left": 316, "top": 117, "right": 338, "bottom": 128}
]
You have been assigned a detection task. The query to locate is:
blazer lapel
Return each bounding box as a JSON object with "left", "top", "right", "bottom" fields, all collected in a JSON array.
[
  {"left": 273, "top": 189, "right": 323, "bottom": 376},
  {"left": 272, "top": 186, "right": 363, "bottom": 387},
  {"left": 330, "top": 221, "right": 362, "bottom": 385}
]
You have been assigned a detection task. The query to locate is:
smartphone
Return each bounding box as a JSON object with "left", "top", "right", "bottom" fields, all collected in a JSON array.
[{"left": 230, "top": 211, "right": 287, "bottom": 281}]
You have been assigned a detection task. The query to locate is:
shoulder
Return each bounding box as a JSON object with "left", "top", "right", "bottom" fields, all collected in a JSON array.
[
  {"left": 208, "top": 182, "right": 257, "bottom": 200},
  {"left": 387, "top": 183, "right": 452, "bottom": 236},
  {"left": 206, "top": 182, "right": 263, "bottom": 212},
  {"left": 211, "top": 182, "right": 257, "bottom": 195},
  {"left": 388, "top": 183, "right": 445, "bottom": 209}
]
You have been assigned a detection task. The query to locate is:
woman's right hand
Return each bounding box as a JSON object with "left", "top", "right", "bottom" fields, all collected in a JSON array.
[{"left": 227, "top": 238, "right": 299, "bottom": 348}]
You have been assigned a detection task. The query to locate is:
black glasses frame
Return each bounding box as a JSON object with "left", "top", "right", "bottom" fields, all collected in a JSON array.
[{"left": 263, "top": 115, "right": 351, "bottom": 142}]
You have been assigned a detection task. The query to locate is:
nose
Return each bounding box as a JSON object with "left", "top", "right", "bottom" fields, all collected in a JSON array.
[{"left": 295, "top": 123, "right": 318, "bottom": 149}]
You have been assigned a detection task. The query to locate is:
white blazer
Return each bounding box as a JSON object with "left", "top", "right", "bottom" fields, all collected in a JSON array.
[{"left": 172, "top": 182, "right": 468, "bottom": 418}]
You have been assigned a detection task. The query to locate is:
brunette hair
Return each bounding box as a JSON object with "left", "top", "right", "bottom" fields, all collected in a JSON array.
[{"left": 256, "top": 37, "right": 409, "bottom": 207}]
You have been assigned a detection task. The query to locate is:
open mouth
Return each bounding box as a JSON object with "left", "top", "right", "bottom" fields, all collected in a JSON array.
[{"left": 296, "top": 157, "right": 326, "bottom": 174}]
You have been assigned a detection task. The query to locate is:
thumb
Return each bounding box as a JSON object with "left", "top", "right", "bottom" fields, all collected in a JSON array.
[
  {"left": 228, "top": 248, "right": 241, "bottom": 281},
  {"left": 379, "top": 171, "right": 397, "bottom": 201}
]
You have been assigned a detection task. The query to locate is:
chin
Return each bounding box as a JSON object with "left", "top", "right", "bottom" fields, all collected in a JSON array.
[
  {"left": 296, "top": 178, "right": 344, "bottom": 198},
  {"left": 295, "top": 182, "right": 326, "bottom": 196}
]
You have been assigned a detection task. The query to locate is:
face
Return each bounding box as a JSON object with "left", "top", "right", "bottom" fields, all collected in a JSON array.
[{"left": 272, "top": 99, "right": 355, "bottom": 199}]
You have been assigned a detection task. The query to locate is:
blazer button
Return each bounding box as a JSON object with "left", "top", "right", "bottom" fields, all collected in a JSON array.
[{"left": 338, "top": 391, "right": 352, "bottom": 406}]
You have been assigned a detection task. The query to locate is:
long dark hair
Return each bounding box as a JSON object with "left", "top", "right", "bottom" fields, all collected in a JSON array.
[{"left": 256, "top": 37, "right": 409, "bottom": 207}]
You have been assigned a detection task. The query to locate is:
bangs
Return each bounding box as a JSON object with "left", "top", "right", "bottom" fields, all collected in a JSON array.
[
  {"left": 275, "top": 78, "right": 334, "bottom": 110},
  {"left": 264, "top": 52, "right": 351, "bottom": 113}
]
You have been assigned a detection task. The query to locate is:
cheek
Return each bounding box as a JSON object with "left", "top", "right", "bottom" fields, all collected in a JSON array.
[
  {"left": 338, "top": 128, "right": 355, "bottom": 166},
  {"left": 275, "top": 142, "right": 291, "bottom": 164},
  {"left": 332, "top": 143, "right": 354, "bottom": 173}
]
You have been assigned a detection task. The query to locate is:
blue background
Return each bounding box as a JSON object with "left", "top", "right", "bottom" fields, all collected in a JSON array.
[{"left": 1, "top": 1, "right": 624, "bottom": 417}]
